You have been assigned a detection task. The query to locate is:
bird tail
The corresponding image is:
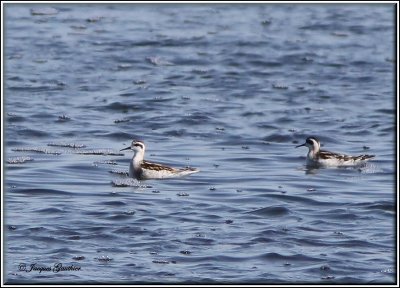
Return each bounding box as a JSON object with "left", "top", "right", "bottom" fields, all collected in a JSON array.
[
  {"left": 357, "top": 154, "right": 375, "bottom": 161},
  {"left": 179, "top": 167, "right": 200, "bottom": 176}
]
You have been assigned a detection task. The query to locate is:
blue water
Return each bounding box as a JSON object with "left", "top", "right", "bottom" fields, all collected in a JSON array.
[{"left": 3, "top": 3, "right": 395, "bottom": 284}]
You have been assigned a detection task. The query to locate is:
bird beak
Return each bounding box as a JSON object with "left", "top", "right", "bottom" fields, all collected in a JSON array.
[
  {"left": 295, "top": 143, "right": 306, "bottom": 148},
  {"left": 120, "top": 146, "right": 131, "bottom": 152}
]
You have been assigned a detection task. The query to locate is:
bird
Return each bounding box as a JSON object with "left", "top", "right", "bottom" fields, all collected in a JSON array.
[
  {"left": 295, "top": 136, "right": 375, "bottom": 167},
  {"left": 120, "top": 140, "right": 200, "bottom": 180}
]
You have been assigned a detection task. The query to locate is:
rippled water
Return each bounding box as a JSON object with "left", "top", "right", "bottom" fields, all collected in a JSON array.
[{"left": 3, "top": 3, "right": 395, "bottom": 284}]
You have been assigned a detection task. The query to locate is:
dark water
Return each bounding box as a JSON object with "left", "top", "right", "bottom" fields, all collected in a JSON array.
[{"left": 3, "top": 3, "right": 395, "bottom": 284}]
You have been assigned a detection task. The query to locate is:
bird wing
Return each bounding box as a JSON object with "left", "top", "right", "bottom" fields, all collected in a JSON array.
[
  {"left": 319, "top": 150, "right": 374, "bottom": 161},
  {"left": 142, "top": 160, "right": 178, "bottom": 172},
  {"left": 319, "top": 150, "right": 352, "bottom": 161}
]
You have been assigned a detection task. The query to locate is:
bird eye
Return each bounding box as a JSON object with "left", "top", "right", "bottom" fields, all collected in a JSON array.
[
  {"left": 306, "top": 138, "right": 314, "bottom": 145},
  {"left": 134, "top": 143, "right": 143, "bottom": 149}
]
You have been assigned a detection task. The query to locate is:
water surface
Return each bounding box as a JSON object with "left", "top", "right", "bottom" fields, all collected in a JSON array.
[{"left": 4, "top": 3, "right": 395, "bottom": 284}]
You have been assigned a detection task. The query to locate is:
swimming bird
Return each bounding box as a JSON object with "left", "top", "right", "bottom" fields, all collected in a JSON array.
[
  {"left": 120, "top": 140, "right": 199, "bottom": 180},
  {"left": 295, "top": 136, "right": 375, "bottom": 167}
]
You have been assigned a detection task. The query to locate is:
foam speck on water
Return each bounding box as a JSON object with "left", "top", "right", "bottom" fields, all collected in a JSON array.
[
  {"left": 109, "top": 169, "right": 129, "bottom": 176},
  {"left": 7, "top": 156, "right": 34, "bottom": 164},
  {"left": 76, "top": 149, "right": 124, "bottom": 156},
  {"left": 11, "top": 147, "right": 61, "bottom": 155},
  {"left": 111, "top": 178, "right": 150, "bottom": 188},
  {"left": 47, "top": 142, "right": 87, "bottom": 148}
]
